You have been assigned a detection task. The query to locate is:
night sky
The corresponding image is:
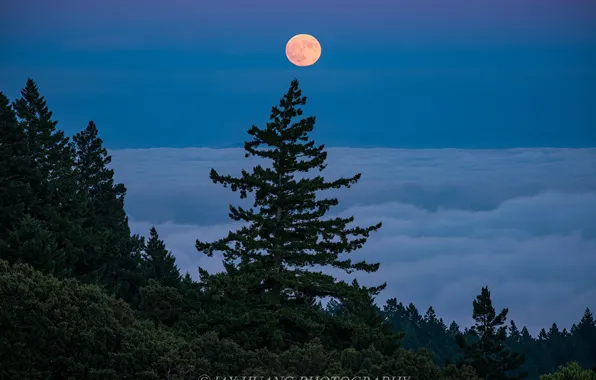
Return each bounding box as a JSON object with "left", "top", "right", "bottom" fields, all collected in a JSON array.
[
  {"left": 1, "top": 0, "right": 596, "bottom": 333},
  {"left": 2, "top": 0, "right": 596, "bottom": 148}
]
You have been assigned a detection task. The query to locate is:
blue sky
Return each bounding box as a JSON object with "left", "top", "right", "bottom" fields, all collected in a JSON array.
[
  {"left": 2, "top": 0, "right": 596, "bottom": 148},
  {"left": 1, "top": 0, "right": 596, "bottom": 331}
]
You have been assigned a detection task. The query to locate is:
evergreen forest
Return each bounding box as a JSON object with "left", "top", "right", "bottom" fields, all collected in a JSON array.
[{"left": 1, "top": 78, "right": 595, "bottom": 380}]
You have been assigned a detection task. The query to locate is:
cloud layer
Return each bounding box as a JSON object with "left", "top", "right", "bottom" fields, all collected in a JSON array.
[{"left": 111, "top": 147, "right": 596, "bottom": 334}]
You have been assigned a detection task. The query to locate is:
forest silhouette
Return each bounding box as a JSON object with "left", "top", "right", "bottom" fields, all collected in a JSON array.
[{"left": 1, "top": 79, "right": 595, "bottom": 380}]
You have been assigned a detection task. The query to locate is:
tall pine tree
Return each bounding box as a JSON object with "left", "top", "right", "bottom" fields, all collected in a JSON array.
[
  {"left": 196, "top": 79, "right": 387, "bottom": 352},
  {"left": 73, "top": 121, "right": 128, "bottom": 233},
  {"left": 456, "top": 286, "right": 527, "bottom": 380},
  {"left": 7, "top": 79, "right": 88, "bottom": 277},
  {"left": 72, "top": 120, "right": 140, "bottom": 296}
]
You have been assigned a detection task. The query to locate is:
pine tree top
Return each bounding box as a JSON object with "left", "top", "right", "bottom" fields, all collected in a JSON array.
[
  {"left": 13, "top": 78, "right": 57, "bottom": 128},
  {"left": 196, "top": 79, "right": 382, "bottom": 282}
]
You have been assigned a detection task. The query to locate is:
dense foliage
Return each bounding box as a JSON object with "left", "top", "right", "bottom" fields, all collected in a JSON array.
[
  {"left": 539, "top": 362, "right": 596, "bottom": 380},
  {"left": 1, "top": 79, "right": 594, "bottom": 379}
]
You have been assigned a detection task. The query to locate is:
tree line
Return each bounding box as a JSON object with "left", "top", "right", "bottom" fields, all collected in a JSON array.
[{"left": 1, "top": 78, "right": 595, "bottom": 380}]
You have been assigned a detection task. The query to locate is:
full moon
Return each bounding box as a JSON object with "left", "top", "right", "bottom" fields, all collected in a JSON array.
[{"left": 285, "top": 34, "right": 321, "bottom": 67}]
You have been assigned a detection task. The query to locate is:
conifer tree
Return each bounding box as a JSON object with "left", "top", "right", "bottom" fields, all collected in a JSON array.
[
  {"left": 382, "top": 299, "right": 424, "bottom": 349},
  {"left": 423, "top": 306, "right": 452, "bottom": 364},
  {"left": 519, "top": 326, "right": 533, "bottom": 348},
  {"left": 12, "top": 79, "right": 74, "bottom": 196},
  {"left": 196, "top": 79, "right": 384, "bottom": 351},
  {"left": 456, "top": 286, "right": 527, "bottom": 379},
  {"left": 73, "top": 121, "right": 128, "bottom": 232},
  {"left": 572, "top": 308, "right": 596, "bottom": 369},
  {"left": 8, "top": 79, "right": 87, "bottom": 276},
  {"left": 0, "top": 92, "right": 32, "bottom": 244},
  {"left": 144, "top": 227, "right": 181, "bottom": 288},
  {"left": 72, "top": 120, "right": 136, "bottom": 290},
  {"left": 424, "top": 306, "right": 439, "bottom": 324},
  {"left": 507, "top": 321, "right": 524, "bottom": 361},
  {"left": 508, "top": 321, "right": 521, "bottom": 344},
  {"left": 448, "top": 321, "right": 461, "bottom": 337}
]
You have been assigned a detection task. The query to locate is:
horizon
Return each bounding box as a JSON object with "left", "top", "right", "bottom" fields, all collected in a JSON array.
[{"left": 1, "top": 70, "right": 596, "bottom": 149}]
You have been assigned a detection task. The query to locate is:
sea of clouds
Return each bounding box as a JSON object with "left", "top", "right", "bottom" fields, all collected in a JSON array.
[{"left": 110, "top": 147, "right": 596, "bottom": 334}]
